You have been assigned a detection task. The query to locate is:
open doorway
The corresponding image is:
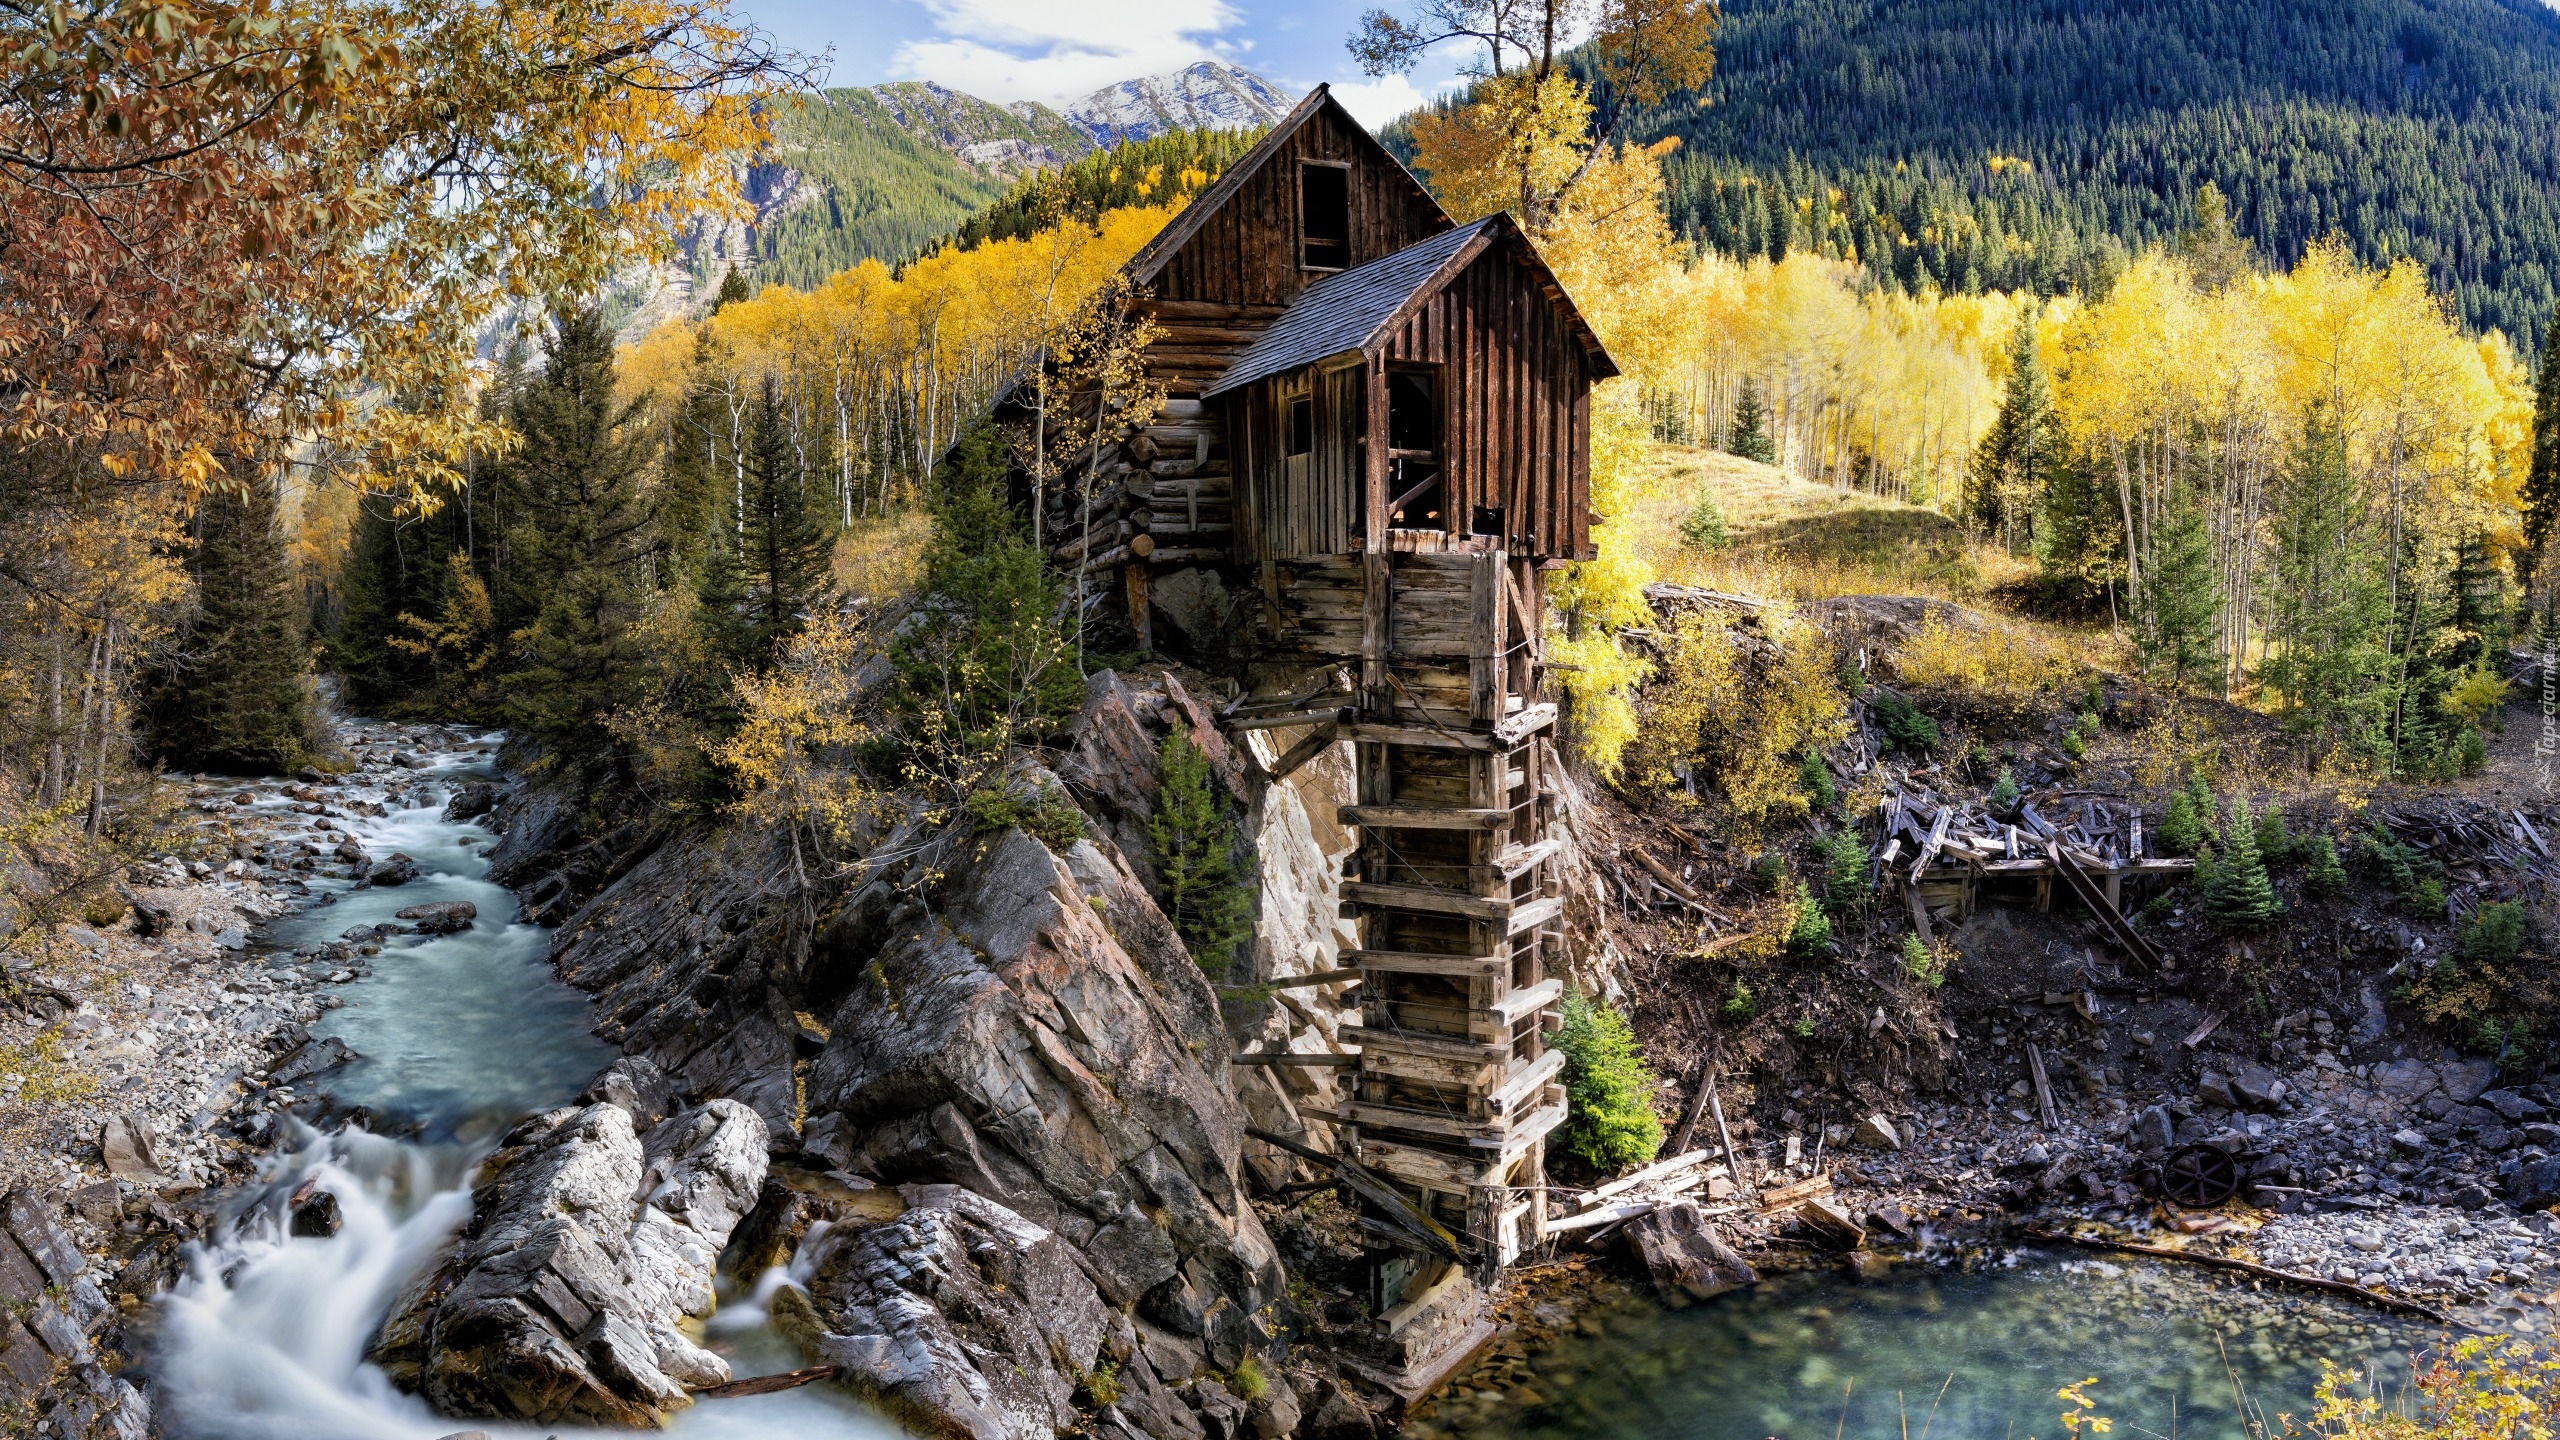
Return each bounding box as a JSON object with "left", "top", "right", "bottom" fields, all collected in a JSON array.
[{"left": 1384, "top": 367, "right": 1442, "bottom": 530}]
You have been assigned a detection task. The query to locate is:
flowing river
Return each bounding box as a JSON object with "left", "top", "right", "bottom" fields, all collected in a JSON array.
[
  {"left": 145, "top": 729, "right": 900, "bottom": 1440},
  {"left": 139, "top": 727, "right": 2442, "bottom": 1440}
]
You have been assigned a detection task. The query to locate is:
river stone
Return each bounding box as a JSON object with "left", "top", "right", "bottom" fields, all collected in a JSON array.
[
  {"left": 369, "top": 1099, "right": 768, "bottom": 1427},
  {"left": 394, "top": 901, "right": 477, "bottom": 934},
  {"left": 99, "top": 1116, "right": 165, "bottom": 1186},
  {"left": 268, "top": 1035, "right": 357, "bottom": 1087},
  {"left": 443, "top": 782, "right": 498, "bottom": 821},
  {"left": 798, "top": 1185, "right": 1108, "bottom": 1440},
  {"left": 1627, "top": 1201, "right": 1758, "bottom": 1306},
  {"left": 367, "top": 853, "right": 419, "bottom": 887}
]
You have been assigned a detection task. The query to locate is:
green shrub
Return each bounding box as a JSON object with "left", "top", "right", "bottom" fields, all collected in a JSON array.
[
  {"left": 1798, "top": 751, "right": 1838, "bottom": 811},
  {"left": 2061, "top": 726, "right": 2088, "bottom": 762},
  {"left": 1723, "top": 980, "right": 1756, "bottom": 1019},
  {"left": 2459, "top": 900, "right": 2527, "bottom": 970},
  {"left": 966, "top": 784, "right": 1087, "bottom": 849},
  {"left": 1901, "top": 932, "right": 1947, "bottom": 988},
  {"left": 2158, "top": 788, "right": 2204, "bottom": 855},
  {"left": 2203, "top": 793, "right": 2281, "bottom": 930},
  {"left": 1988, "top": 767, "right": 2020, "bottom": 815},
  {"left": 1872, "top": 692, "right": 1939, "bottom": 753},
  {"left": 1150, "top": 731, "right": 1254, "bottom": 974},
  {"left": 2456, "top": 727, "right": 2488, "bottom": 776},
  {"left": 1081, "top": 1361, "right": 1123, "bottom": 1407},
  {"left": 1553, "top": 993, "right": 1664, "bottom": 1172},
  {"left": 2303, "top": 833, "right": 2346, "bottom": 893},
  {"left": 2359, "top": 822, "right": 2445, "bottom": 915},
  {"left": 2253, "top": 802, "right": 2293, "bottom": 863},
  {"left": 1748, "top": 851, "right": 1787, "bottom": 891},
  {"left": 1229, "top": 1356, "right": 1269, "bottom": 1403},
  {"left": 1678, "top": 486, "right": 1730, "bottom": 550},
  {"left": 1811, "top": 831, "right": 1869, "bottom": 914},
  {"left": 1786, "top": 890, "right": 1834, "bottom": 955},
  {"left": 1790, "top": 1015, "right": 1816, "bottom": 1038}
]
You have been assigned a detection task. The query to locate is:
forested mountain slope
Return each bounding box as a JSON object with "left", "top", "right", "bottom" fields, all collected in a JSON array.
[{"left": 1596, "top": 0, "right": 2560, "bottom": 340}]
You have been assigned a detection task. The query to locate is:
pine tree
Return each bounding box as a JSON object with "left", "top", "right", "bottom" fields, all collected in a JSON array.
[
  {"left": 2203, "top": 793, "right": 2282, "bottom": 929},
  {"left": 711, "top": 265, "right": 753, "bottom": 313},
  {"left": 2254, "top": 802, "right": 2293, "bottom": 863},
  {"left": 1149, "top": 729, "right": 1254, "bottom": 974},
  {"left": 731, "top": 377, "right": 838, "bottom": 670},
  {"left": 658, "top": 328, "right": 740, "bottom": 586},
  {"left": 1727, "top": 378, "right": 1776, "bottom": 464},
  {"left": 2304, "top": 832, "right": 2347, "bottom": 893},
  {"left": 1966, "top": 310, "right": 2055, "bottom": 550},
  {"left": 2159, "top": 786, "right": 2203, "bottom": 855},
  {"left": 2135, "top": 486, "right": 2221, "bottom": 691},
  {"left": 493, "top": 307, "right": 661, "bottom": 751},
  {"left": 2525, "top": 314, "right": 2560, "bottom": 587},
  {"left": 148, "top": 479, "right": 314, "bottom": 772},
  {"left": 1989, "top": 767, "right": 2020, "bottom": 815},
  {"left": 2260, "top": 402, "right": 2394, "bottom": 760},
  {"left": 1553, "top": 993, "right": 1663, "bottom": 1172}
]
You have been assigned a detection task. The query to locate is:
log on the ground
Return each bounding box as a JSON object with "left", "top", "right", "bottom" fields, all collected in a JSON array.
[{"left": 1626, "top": 1201, "right": 1758, "bottom": 1307}]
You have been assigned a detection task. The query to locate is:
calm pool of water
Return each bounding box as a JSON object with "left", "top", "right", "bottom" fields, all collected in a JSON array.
[{"left": 1415, "top": 1246, "right": 2431, "bottom": 1440}]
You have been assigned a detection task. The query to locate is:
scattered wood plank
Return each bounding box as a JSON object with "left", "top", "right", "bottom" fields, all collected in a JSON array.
[
  {"left": 1582, "top": 1149, "right": 1718, "bottom": 1209},
  {"left": 1629, "top": 845, "right": 1704, "bottom": 903},
  {"left": 1667, "top": 1063, "right": 1717, "bottom": 1157},
  {"left": 2026, "top": 1043, "right": 2059, "bottom": 1128},
  {"left": 2183, "top": 1010, "right": 2226, "bottom": 1049},
  {"left": 2032, "top": 1233, "right": 2457, "bottom": 1325},
  {"left": 1754, "top": 1174, "right": 1833, "bottom": 1213},
  {"left": 691, "top": 1366, "right": 840, "bottom": 1399}
]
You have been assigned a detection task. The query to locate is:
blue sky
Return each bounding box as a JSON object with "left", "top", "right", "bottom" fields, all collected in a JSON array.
[{"left": 741, "top": 0, "right": 1473, "bottom": 127}]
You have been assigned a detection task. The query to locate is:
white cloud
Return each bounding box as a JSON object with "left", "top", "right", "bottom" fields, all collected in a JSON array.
[
  {"left": 889, "top": 0, "right": 1245, "bottom": 106},
  {"left": 1324, "top": 73, "right": 1433, "bottom": 128}
]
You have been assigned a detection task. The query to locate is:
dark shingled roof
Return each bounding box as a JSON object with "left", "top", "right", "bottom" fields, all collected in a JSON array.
[{"left": 1201, "top": 219, "right": 1498, "bottom": 399}]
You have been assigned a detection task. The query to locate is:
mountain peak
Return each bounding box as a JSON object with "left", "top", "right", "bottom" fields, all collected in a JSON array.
[{"left": 1064, "top": 62, "right": 1295, "bottom": 146}]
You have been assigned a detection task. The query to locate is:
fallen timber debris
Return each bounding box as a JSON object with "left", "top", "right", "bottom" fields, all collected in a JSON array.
[{"left": 2033, "top": 1232, "right": 2458, "bottom": 1325}]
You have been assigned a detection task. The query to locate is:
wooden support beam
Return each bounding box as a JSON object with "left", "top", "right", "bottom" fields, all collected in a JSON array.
[
  {"left": 1341, "top": 721, "right": 1493, "bottom": 751},
  {"left": 1343, "top": 880, "right": 1512, "bottom": 921},
  {"left": 1505, "top": 895, "right": 1564, "bottom": 936},
  {"left": 1337, "top": 805, "right": 1509, "bottom": 830},
  {"left": 1232, "top": 1051, "right": 1361, "bottom": 1066},
  {"left": 1228, "top": 706, "right": 1358, "bottom": 734},
  {"left": 1491, "top": 702, "right": 1557, "bottom": 747},
  {"left": 2044, "top": 838, "right": 2167, "bottom": 970},
  {"left": 1265, "top": 720, "right": 1341, "bottom": 784},
  {"left": 2026, "top": 1042, "right": 2059, "bottom": 1128},
  {"left": 1346, "top": 948, "right": 1505, "bottom": 976}
]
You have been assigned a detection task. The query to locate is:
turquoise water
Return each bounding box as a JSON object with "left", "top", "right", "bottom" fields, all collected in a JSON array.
[{"left": 1415, "top": 1248, "right": 2429, "bottom": 1440}]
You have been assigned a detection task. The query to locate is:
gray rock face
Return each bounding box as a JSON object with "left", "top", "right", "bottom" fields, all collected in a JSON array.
[
  {"left": 2508, "top": 1155, "right": 2560, "bottom": 1211},
  {"left": 370, "top": 1100, "right": 767, "bottom": 1426},
  {"left": 0, "top": 1189, "right": 148, "bottom": 1439},
  {"left": 1627, "top": 1202, "right": 1758, "bottom": 1306},
  {"left": 802, "top": 818, "right": 1285, "bottom": 1368},
  {"left": 795, "top": 1185, "right": 1110, "bottom": 1440}
]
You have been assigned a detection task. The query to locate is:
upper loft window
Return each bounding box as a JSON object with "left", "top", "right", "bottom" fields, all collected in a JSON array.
[
  {"left": 1301, "top": 162, "right": 1350, "bottom": 270},
  {"left": 1385, "top": 366, "right": 1442, "bottom": 529},
  {"left": 1286, "top": 395, "right": 1314, "bottom": 456}
]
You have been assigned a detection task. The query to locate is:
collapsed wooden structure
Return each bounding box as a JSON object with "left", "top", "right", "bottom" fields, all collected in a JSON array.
[{"left": 1883, "top": 791, "right": 2191, "bottom": 966}]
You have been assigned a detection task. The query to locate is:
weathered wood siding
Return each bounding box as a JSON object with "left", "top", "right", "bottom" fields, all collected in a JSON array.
[
  {"left": 1377, "top": 235, "right": 1597, "bottom": 562},
  {"left": 1137, "top": 102, "right": 1448, "bottom": 399},
  {"left": 1232, "top": 235, "right": 1600, "bottom": 565}
]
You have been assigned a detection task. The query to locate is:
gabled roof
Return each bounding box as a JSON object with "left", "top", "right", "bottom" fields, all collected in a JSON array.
[
  {"left": 1200, "top": 211, "right": 1619, "bottom": 399},
  {"left": 1122, "top": 83, "right": 1449, "bottom": 288}
]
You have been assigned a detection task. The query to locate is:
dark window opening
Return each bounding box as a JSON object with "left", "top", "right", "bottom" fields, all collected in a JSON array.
[
  {"left": 1386, "top": 367, "right": 1441, "bottom": 529},
  {"left": 1286, "top": 395, "right": 1314, "bottom": 456},
  {"left": 1301, "top": 163, "right": 1350, "bottom": 270}
]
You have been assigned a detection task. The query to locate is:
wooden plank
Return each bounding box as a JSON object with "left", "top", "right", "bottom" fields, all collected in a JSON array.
[
  {"left": 1358, "top": 1025, "right": 1511, "bottom": 1064},
  {"left": 1505, "top": 895, "right": 1564, "bottom": 935},
  {"left": 1486, "top": 977, "right": 1562, "bottom": 1024},
  {"left": 1491, "top": 702, "right": 1557, "bottom": 746},
  {"left": 1344, "top": 1101, "right": 1500, "bottom": 1143},
  {"left": 1231, "top": 1051, "right": 1361, "bottom": 1066},
  {"left": 2026, "top": 1042, "right": 2059, "bottom": 1128},
  {"left": 2182, "top": 1010, "right": 2226, "bottom": 1048},
  {"left": 1338, "top": 805, "right": 1509, "bottom": 830},
  {"left": 1253, "top": 968, "right": 1362, "bottom": 990},
  {"left": 1342, "top": 880, "right": 1512, "bottom": 921},
  {"left": 1345, "top": 948, "right": 1505, "bottom": 976},
  {"left": 1486, "top": 1047, "right": 1566, "bottom": 1116},
  {"left": 1228, "top": 705, "right": 1357, "bottom": 734},
  {"left": 1265, "top": 720, "right": 1341, "bottom": 784},
  {"left": 1754, "top": 1174, "right": 1833, "bottom": 1213},
  {"left": 2044, "top": 838, "right": 2168, "bottom": 970},
  {"left": 1492, "top": 836, "right": 1565, "bottom": 880},
  {"left": 1340, "top": 721, "right": 1495, "bottom": 752}
]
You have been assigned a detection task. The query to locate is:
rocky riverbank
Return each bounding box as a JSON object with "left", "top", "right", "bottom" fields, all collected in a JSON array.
[{"left": 0, "top": 717, "right": 501, "bottom": 1438}]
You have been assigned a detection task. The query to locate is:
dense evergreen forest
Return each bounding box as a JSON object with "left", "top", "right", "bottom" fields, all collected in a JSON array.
[{"left": 1390, "top": 0, "right": 2560, "bottom": 344}]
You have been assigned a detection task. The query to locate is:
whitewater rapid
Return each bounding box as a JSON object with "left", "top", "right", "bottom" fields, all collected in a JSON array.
[{"left": 146, "top": 729, "right": 899, "bottom": 1440}]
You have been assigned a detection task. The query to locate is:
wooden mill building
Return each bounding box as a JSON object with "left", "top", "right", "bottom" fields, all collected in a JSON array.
[{"left": 1036, "top": 84, "right": 1616, "bottom": 1368}]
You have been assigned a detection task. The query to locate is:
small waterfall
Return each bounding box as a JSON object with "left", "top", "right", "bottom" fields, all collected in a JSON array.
[{"left": 146, "top": 723, "right": 897, "bottom": 1440}]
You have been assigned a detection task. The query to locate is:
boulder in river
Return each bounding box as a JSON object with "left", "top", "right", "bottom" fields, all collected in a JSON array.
[
  {"left": 268, "top": 1035, "right": 357, "bottom": 1087},
  {"left": 791, "top": 1184, "right": 1110, "bottom": 1440},
  {"left": 443, "top": 782, "right": 498, "bottom": 822},
  {"left": 394, "top": 901, "right": 477, "bottom": 934},
  {"left": 1627, "top": 1201, "right": 1757, "bottom": 1307},
  {"left": 366, "top": 853, "right": 419, "bottom": 887},
  {"left": 369, "top": 1099, "right": 767, "bottom": 1427}
]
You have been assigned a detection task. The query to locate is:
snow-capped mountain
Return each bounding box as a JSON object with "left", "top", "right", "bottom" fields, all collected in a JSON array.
[{"left": 1064, "top": 62, "right": 1296, "bottom": 146}]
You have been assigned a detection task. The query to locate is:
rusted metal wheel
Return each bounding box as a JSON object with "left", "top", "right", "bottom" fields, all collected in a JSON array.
[{"left": 2160, "top": 1142, "right": 2241, "bottom": 1208}]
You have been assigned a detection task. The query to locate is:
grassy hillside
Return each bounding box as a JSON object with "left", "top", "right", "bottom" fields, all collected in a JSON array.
[{"left": 1481, "top": 0, "right": 2560, "bottom": 341}]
